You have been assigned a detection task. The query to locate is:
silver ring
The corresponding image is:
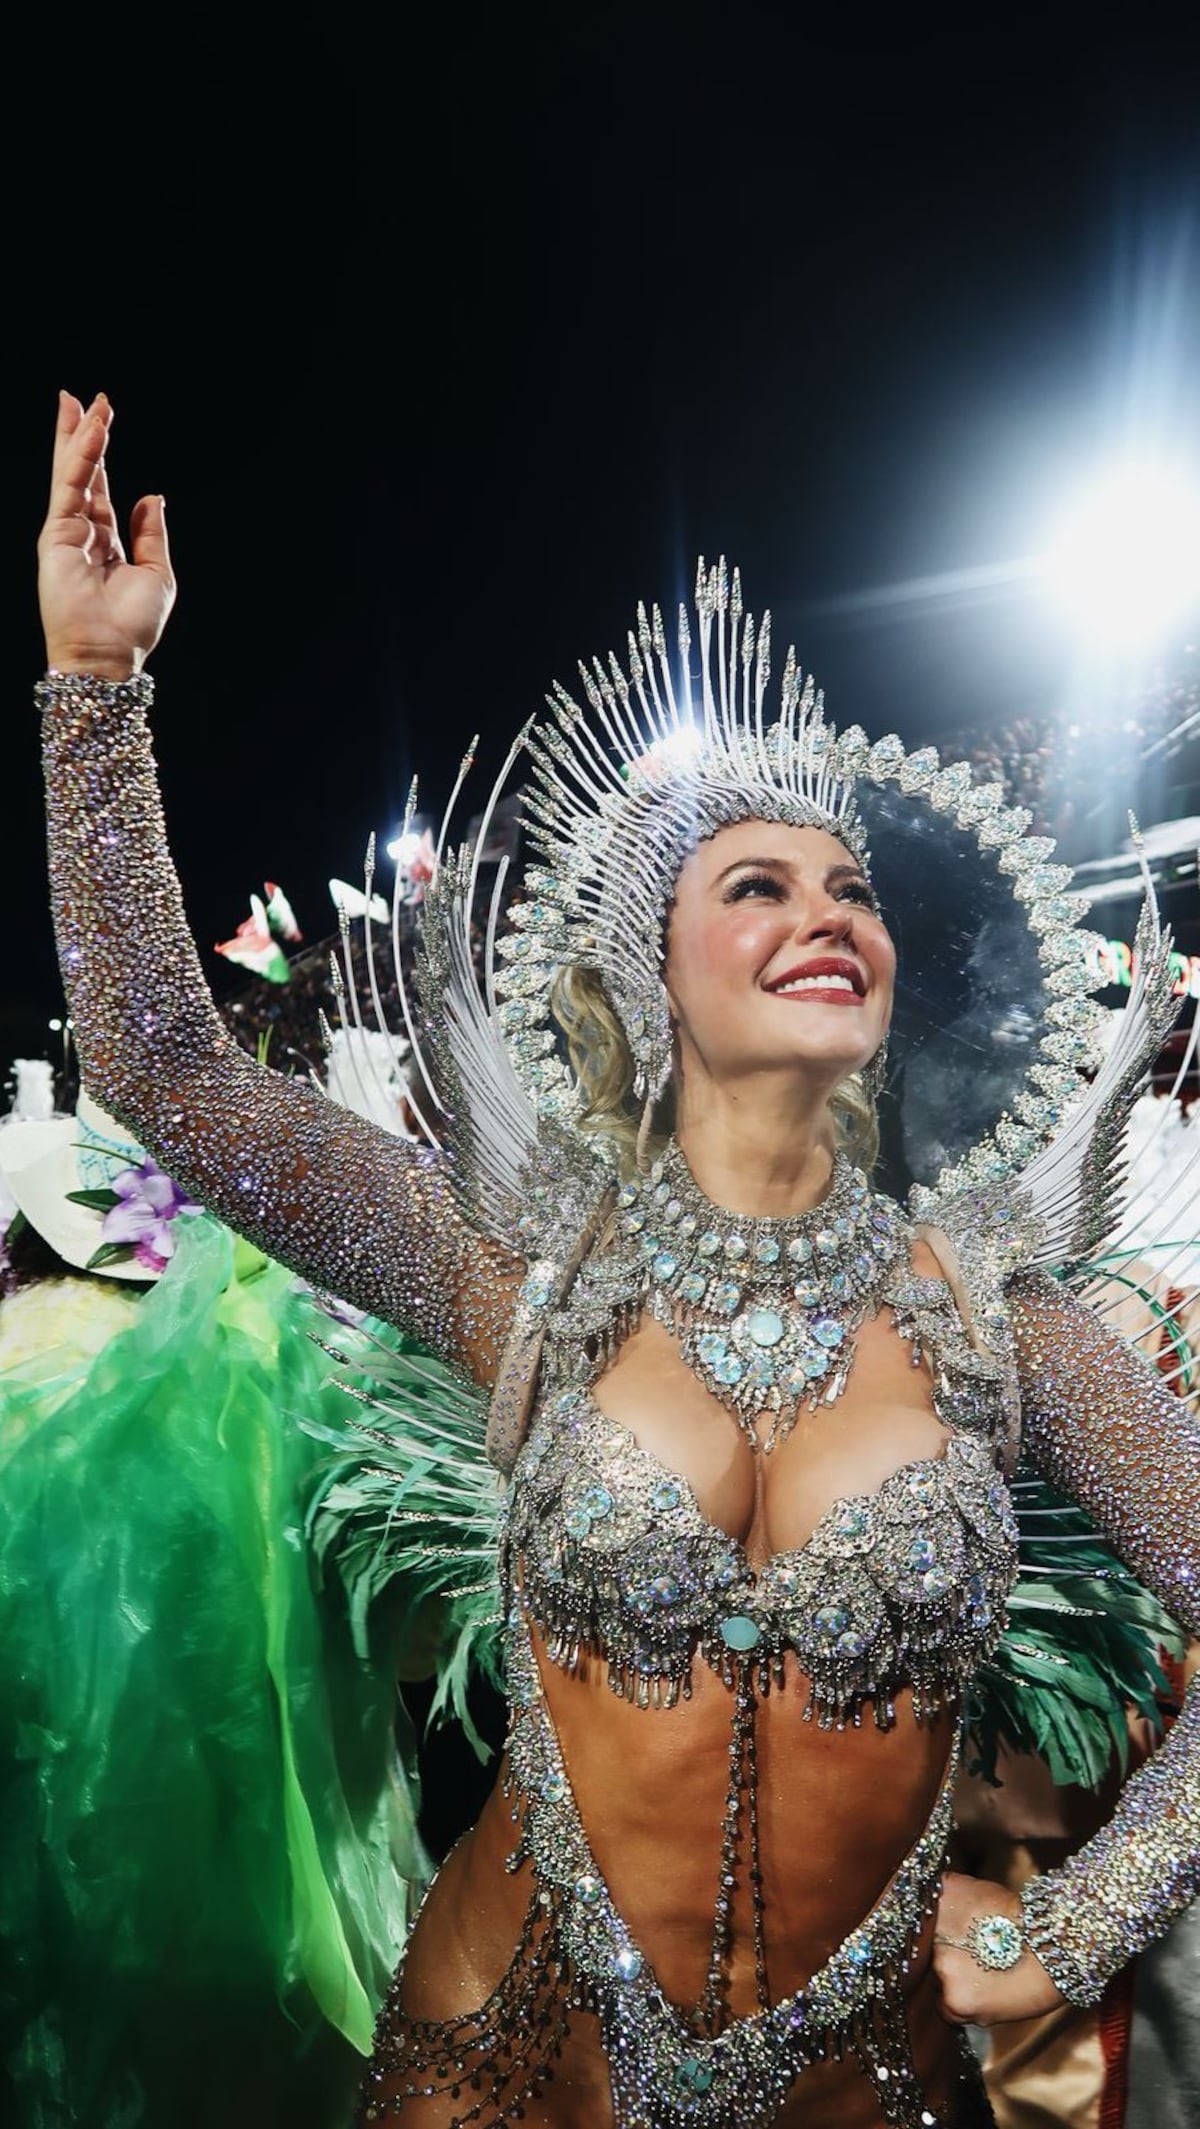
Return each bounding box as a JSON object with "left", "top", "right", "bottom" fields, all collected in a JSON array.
[{"left": 937, "top": 1914, "right": 1024, "bottom": 1971}]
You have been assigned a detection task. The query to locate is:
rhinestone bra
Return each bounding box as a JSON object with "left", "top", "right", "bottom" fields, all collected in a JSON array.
[{"left": 507, "top": 1278, "right": 1018, "bottom": 1729}]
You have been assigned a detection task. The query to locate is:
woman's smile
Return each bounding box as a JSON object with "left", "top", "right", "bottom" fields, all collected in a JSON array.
[{"left": 764, "top": 954, "right": 868, "bottom": 1005}]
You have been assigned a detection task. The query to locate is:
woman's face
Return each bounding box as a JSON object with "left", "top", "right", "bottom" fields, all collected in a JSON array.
[{"left": 663, "top": 819, "right": 895, "bottom": 1096}]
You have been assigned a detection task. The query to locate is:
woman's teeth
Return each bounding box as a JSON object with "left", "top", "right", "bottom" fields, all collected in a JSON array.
[{"left": 774, "top": 973, "right": 856, "bottom": 995}]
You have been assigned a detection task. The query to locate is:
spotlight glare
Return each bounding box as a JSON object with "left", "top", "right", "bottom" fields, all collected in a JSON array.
[
  {"left": 629, "top": 724, "right": 704, "bottom": 785},
  {"left": 1044, "top": 463, "right": 1200, "bottom": 648}
]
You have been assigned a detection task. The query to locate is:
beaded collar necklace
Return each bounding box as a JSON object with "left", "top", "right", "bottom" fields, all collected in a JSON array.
[{"left": 617, "top": 1142, "right": 909, "bottom": 1452}]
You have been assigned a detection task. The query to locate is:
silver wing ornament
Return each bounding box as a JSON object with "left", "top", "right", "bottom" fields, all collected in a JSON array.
[
  {"left": 913, "top": 869, "right": 1199, "bottom": 1789},
  {"left": 303, "top": 759, "right": 620, "bottom": 1763},
  {"left": 324, "top": 720, "right": 617, "bottom": 1275},
  {"left": 912, "top": 865, "right": 1196, "bottom": 1379}
]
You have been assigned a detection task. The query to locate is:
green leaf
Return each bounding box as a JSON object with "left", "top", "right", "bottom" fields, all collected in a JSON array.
[
  {"left": 66, "top": 1187, "right": 121, "bottom": 1212},
  {"left": 85, "top": 1241, "right": 134, "bottom": 1271}
]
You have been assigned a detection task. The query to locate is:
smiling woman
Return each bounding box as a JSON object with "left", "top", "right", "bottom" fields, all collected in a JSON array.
[
  {"left": 664, "top": 823, "right": 894, "bottom": 1135},
  {"left": 29, "top": 394, "right": 1200, "bottom": 2129}
]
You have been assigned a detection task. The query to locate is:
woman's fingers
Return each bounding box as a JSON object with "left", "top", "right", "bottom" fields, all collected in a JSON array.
[
  {"left": 930, "top": 1943, "right": 976, "bottom": 2024},
  {"left": 42, "top": 397, "right": 110, "bottom": 554},
  {"left": 49, "top": 390, "right": 106, "bottom": 493},
  {"left": 43, "top": 394, "right": 133, "bottom": 573},
  {"left": 89, "top": 450, "right": 127, "bottom": 566},
  {"left": 50, "top": 389, "right": 84, "bottom": 467},
  {"left": 129, "top": 495, "right": 174, "bottom": 591},
  {"left": 39, "top": 389, "right": 176, "bottom": 668}
]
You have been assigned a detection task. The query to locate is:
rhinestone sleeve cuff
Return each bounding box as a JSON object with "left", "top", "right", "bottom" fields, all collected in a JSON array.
[
  {"left": 1019, "top": 1679, "right": 1200, "bottom": 2005},
  {"left": 36, "top": 666, "right": 157, "bottom": 718}
]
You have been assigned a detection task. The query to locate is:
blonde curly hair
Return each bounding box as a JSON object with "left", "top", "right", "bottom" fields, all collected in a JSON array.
[{"left": 551, "top": 965, "right": 881, "bottom": 1179}]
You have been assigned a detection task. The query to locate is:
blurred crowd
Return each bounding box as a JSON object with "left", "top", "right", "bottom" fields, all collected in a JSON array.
[
  {"left": 217, "top": 899, "right": 508, "bottom": 1083},
  {"left": 940, "top": 650, "right": 1200, "bottom": 856}
]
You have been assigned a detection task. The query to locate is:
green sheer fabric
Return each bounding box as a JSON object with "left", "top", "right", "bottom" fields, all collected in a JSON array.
[{"left": 0, "top": 1215, "right": 423, "bottom": 2128}]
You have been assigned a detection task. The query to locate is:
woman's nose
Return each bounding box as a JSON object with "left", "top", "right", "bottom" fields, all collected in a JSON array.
[{"left": 795, "top": 895, "right": 854, "bottom": 944}]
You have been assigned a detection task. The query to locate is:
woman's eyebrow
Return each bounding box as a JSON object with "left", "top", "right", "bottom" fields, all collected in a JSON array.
[
  {"left": 714, "top": 853, "right": 790, "bottom": 882},
  {"left": 713, "top": 855, "right": 869, "bottom": 886}
]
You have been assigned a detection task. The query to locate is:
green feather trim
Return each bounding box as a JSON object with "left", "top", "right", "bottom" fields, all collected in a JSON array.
[
  {"left": 301, "top": 1312, "right": 504, "bottom": 1763},
  {"left": 967, "top": 1464, "right": 1183, "bottom": 1789}
]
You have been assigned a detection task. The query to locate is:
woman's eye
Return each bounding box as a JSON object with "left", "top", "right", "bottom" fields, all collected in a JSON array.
[
  {"left": 725, "top": 873, "right": 784, "bottom": 902},
  {"left": 838, "top": 880, "right": 878, "bottom": 910}
]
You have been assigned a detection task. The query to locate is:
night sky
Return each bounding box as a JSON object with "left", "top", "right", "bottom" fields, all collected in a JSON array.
[{"left": 7, "top": 5, "right": 1200, "bottom": 1079}]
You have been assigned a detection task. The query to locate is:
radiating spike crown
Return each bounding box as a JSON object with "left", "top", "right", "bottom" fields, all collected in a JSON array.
[
  {"left": 517, "top": 563, "right": 868, "bottom": 1102},
  {"left": 408, "top": 557, "right": 1109, "bottom": 1215}
]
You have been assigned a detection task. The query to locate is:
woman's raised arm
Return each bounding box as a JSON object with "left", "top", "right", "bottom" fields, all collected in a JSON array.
[{"left": 36, "top": 392, "right": 520, "bottom": 1381}]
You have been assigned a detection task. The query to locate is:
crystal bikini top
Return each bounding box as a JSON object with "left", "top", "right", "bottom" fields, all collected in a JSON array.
[{"left": 506, "top": 1269, "right": 1019, "bottom": 1728}]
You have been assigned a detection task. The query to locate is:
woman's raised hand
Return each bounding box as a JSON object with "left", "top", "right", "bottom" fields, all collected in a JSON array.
[{"left": 38, "top": 392, "right": 175, "bottom": 680}]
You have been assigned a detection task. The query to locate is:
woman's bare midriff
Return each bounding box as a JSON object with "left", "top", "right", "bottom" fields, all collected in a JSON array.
[{"left": 394, "top": 1669, "right": 964, "bottom": 2127}]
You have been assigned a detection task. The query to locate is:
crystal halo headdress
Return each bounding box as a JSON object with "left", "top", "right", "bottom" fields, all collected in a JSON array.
[
  {"left": 518, "top": 555, "right": 871, "bottom": 1117},
  {"left": 331, "top": 555, "right": 1180, "bottom": 1279}
]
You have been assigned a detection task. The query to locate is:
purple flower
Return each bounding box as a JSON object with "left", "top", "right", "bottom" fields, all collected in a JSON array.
[{"left": 101, "top": 1158, "right": 198, "bottom": 1273}]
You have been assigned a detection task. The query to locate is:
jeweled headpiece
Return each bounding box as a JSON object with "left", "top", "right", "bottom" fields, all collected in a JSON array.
[
  {"left": 487, "top": 556, "right": 1116, "bottom": 1189},
  {"left": 516, "top": 556, "right": 868, "bottom": 1109},
  {"left": 336, "top": 555, "right": 1177, "bottom": 1272}
]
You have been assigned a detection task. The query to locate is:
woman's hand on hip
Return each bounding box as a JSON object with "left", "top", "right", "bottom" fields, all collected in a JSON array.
[
  {"left": 932, "top": 1870, "right": 1065, "bottom": 2026},
  {"left": 38, "top": 391, "right": 175, "bottom": 680}
]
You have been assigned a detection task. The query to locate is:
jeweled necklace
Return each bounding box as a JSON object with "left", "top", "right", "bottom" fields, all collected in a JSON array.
[{"left": 617, "top": 1141, "right": 908, "bottom": 1451}]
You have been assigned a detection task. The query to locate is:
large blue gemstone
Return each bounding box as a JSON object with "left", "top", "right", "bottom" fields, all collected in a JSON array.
[
  {"left": 719, "top": 1613, "right": 761, "bottom": 1651},
  {"left": 674, "top": 2057, "right": 715, "bottom": 2095},
  {"left": 746, "top": 1306, "right": 785, "bottom": 1348}
]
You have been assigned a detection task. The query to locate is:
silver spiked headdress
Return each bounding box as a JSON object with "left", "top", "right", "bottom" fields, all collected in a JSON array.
[
  {"left": 515, "top": 556, "right": 870, "bottom": 1110},
  {"left": 332, "top": 554, "right": 1183, "bottom": 1291}
]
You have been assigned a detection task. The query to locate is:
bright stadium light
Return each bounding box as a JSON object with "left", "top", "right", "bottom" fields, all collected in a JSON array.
[
  {"left": 627, "top": 723, "right": 704, "bottom": 786},
  {"left": 1043, "top": 461, "right": 1200, "bottom": 648}
]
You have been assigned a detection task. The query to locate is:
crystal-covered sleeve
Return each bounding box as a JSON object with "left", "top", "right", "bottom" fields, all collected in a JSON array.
[
  {"left": 40, "top": 671, "right": 519, "bottom": 1378},
  {"left": 1009, "top": 1270, "right": 1200, "bottom": 2005}
]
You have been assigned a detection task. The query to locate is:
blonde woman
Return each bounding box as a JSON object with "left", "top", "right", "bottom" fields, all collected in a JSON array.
[{"left": 32, "top": 389, "right": 1200, "bottom": 2129}]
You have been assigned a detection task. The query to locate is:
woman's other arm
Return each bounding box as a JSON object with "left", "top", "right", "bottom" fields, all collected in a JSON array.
[
  {"left": 37, "top": 393, "right": 519, "bottom": 1378},
  {"left": 1006, "top": 1272, "right": 1200, "bottom": 2004}
]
